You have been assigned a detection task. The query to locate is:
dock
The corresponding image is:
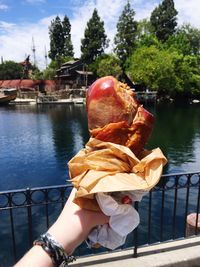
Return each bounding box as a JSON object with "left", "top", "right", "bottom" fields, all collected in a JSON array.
[{"left": 10, "top": 97, "right": 86, "bottom": 105}]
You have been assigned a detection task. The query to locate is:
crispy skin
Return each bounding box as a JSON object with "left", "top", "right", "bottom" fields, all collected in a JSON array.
[
  {"left": 87, "top": 76, "right": 154, "bottom": 156},
  {"left": 90, "top": 107, "right": 154, "bottom": 157}
]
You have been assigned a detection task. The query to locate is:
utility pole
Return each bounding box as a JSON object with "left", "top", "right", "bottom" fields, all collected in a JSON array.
[{"left": 32, "top": 37, "right": 36, "bottom": 67}]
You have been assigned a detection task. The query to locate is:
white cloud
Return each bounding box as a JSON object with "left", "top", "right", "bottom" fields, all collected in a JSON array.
[
  {"left": 0, "top": 0, "right": 200, "bottom": 70},
  {"left": 0, "top": 18, "right": 51, "bottom": 69},
  {"left": 0, "top": 21, "right": 15, "bottom": 32},
  {"left": 0, "top": 4, "right": 8, "bottom": 10},
  {"left": 175, "top": 0, "right": 200, "bottom": 27},
  {"left": 70, "top": 0, "right": 126, "bottom": 55}
]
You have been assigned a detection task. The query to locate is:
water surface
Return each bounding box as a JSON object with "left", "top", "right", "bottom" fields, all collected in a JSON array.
[{"left": 0, "top": 103, "right": 200, "bottom": 191}]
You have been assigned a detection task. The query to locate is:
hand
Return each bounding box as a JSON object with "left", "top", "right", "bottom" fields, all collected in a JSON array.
[
  {"left": 47, "top": 188, "right": 109, "bottom": 254},
  {"left": 15, "top": 188, "right": 109, "bottom": 267}
]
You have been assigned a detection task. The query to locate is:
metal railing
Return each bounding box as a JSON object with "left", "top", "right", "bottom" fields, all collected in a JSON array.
[{"left": 0, "top": 172, "right": 200, "bottom": 266}]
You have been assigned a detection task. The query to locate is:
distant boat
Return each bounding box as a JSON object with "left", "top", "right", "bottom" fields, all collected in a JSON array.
[
  {"left": 135, "top": 91, "right": 157, "bottom": 104},
  {"left": 0, "top": 88, "right": 17, "bottom": 105}
]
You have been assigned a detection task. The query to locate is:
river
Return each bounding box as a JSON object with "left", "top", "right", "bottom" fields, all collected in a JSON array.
[
  {"left": 0, "top": 102, "right": 200, "bottom": 264},
  {"left": 0, "top": 103, "right": 200, "bottom": 191}
]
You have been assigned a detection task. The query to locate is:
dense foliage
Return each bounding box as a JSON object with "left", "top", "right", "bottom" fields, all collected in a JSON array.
[
  {"left": 49, "top": 15, "right": 74, "bottom": 61},
  {"left": 91, "top": 54, "right": 122, "bottom": 78},
  {"left": 0, "top": 61, "right": 23, "bottom": 80},
  {"left": 126, "top": 44, "right": 200, "bottom": 100},
  {"left": 81, "top": 9, "right": 108, "bottom": 64},
  {"left": 150, "top": 0, "right": 178, "bottom": 42},
  {"left": 114, "top": 1, "right": 137, "bottom": 68}
]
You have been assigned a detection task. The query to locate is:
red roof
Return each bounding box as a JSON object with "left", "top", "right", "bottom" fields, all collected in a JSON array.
[
  {"left": 43, "top": 80, "right": 55, "bottom": 86},
  {"left": 0, "top": 79, "right": 56, "bottom": 91},
  {"left": 20, "top": 80, "right": 40, "bottom": 89},
  {"left": 1, "top": 80, "right": 11, "bottom": 87},
  {"left": 9, "top": 80, "right": 21, "bottom": 88}
]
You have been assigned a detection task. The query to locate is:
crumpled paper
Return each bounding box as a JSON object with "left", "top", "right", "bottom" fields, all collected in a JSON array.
[{"left": 68, "top": 138, "right": 167, "bottom": 211}]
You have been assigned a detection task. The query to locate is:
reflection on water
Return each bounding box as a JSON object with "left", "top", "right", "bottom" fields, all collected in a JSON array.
[
  {"left": 0, "top": 103, "right": 200, "bottom": 265},
  {"left": 0, "top": 103, "right": 200, "bottom": 190},
  {"left": 147, "top": 103, "right": 200, "bottom": 174}
]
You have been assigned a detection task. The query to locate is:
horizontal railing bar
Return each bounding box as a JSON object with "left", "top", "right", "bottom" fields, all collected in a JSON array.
[
  {"left": 0, "top": 201, "right": 67, "bottom": 211},
  {"left": 0, "top": 183, "right": 73, "bottom": 195},
  {"left": 1, "top": 171, "right": 200, "bottom": 195},
  {"left": 161, "top": 171, "right": 200, "bottom": 178}
]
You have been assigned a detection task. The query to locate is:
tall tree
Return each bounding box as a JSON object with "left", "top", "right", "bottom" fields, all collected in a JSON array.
[
  {"left": 81, "top": 8, "right": 108, "bottom": 64},
  {"left": 114, "top": 1, "right": 137, "bottom": 69},
  {"left": 49, "top": 15, "right": 74, "bottom": 61},
  {"left": 62, "top": 15, "right": 74, "bottom": 58},
  {"left": 177, "top": 24, "right": 200, "bottom": 55},
  {"left": 150, "top": 0, "right": 178, "bottom": 42},
  {"left": 49, "top": 16, "right": 64, "bottom": 60}
]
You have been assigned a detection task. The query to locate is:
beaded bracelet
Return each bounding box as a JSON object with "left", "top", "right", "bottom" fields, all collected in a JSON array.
[{"left": 33, "top": 232, "right": 76, "bottom": 267}]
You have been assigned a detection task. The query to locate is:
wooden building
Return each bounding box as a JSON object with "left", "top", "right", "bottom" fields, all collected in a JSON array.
[{"left": 56, "top": 60, "right": 96, "bottom": 89}]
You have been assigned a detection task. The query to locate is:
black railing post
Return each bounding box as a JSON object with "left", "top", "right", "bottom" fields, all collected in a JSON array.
[
  {"left": 44, "top": 189, "right": 49, "bottom": 229},
  {"left": 26, "top": 188, "right": 33, "bottom": 248},
  {"left": 195, "top": 178, "right": 200, "bottom": 235},
  {"left": 148, "top": 190, "right": 152, "bottom": 244},
  {"left": 172, "top": 176, "right": 178, "bottom": 239},
  {"left": 160, "top": 182, "right": 165, "bottom": 242},
  {"left": 8, "top": 192, "right": 17, "bottom": 262},
  {"left": 184, "top": 175, "right": 191, "bottom": 237},
  {"left": 133, "top": 201, "right": 139, "bottom": 258}
]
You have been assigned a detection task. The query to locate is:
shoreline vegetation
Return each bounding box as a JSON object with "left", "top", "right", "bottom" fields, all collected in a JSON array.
[{"left": 0, "top": 0, "right": 200, "bottom": 103}]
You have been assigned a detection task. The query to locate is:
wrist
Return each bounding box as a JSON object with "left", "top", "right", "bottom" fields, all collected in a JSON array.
[{"left": 33, "top": 232, "right": 76, "bottom": 267}]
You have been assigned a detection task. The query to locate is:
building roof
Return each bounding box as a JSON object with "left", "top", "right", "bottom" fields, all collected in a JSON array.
[
  {"left": 76, "top": 70, "right": 93, "bottom": 75},
  {"left": 9, "top": 80, "right": 21, "bottom": 87},
  {"left": 62, "top": 59, "right": 80, "bottom": 66},
  {"left": 1, "top": 80, "right": 11, "bottom": 87}
]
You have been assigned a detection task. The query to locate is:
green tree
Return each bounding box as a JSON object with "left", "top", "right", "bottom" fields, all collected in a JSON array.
[
  {"left": 150, "top": 0, "right": 178, "bottom": 42},
  {"left": 93, "top": 54, "right": 122, "bottom": 78},
  {"left": 81, "top": 8, "right": 108, "bottom": 64},
  {"left": 165, "top": 24, "right": 200, "bottom": 56},
  {"left": 135, "top": 19, "right": 160, "bottom": 49},
  {"left": 127, "top": 45, "right": 200, "bottom": 100},
  {"left": 136, "top": 19, "right": 154, "bottom": 40},
  {"left": 49, "top": 15, "right": 74, "bottom": 61},
  {"left": 62, "top": 15, "right": 74, "bottom": 58},
  {"left": 49, "top": 16, "right": 64, "bottom": 60},
  {"left": 165, "top": 31, "right": 191, "bottom": 55},
  {"left": 0, "top": 61, "right": 23, "bottom": 80},
  {"left": 177, "top": 24, "right": 200, "bottom": 55},
  {"left": 30, "top": 66, "right": 43, "bottom": 80},
  {"left": 114, "top": 1, "right": 137, "bottom": 68},
  {"left": 126, "top": 46, "right": 179, "bottom": 94}
]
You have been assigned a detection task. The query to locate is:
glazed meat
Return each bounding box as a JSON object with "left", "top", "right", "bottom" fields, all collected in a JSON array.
[{"left": 86, "top": 76, "right": 154, "bottom": 156}]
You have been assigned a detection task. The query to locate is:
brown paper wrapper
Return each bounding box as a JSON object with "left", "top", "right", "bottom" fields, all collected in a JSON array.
[{"left": 68, "top": 138, "right": 167, "bottom": 211}]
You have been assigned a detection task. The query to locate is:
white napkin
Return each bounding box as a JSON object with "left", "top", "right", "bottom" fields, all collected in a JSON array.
[{"left": 87, "top": 191, "right": 145, "bottom": 250}]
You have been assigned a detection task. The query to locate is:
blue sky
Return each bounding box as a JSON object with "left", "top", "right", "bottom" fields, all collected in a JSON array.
[{"left": 0, "top": 0, "right": 199, "bottom": 69}]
